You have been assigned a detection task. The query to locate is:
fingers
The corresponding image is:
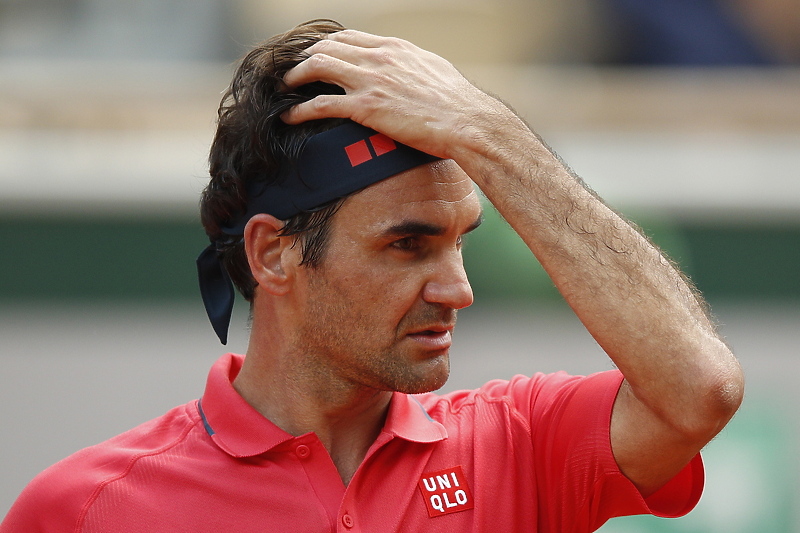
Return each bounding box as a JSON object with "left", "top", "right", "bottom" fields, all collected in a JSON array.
[
  {"left": 325, "top": 29, "right": 391, "bottom": 48},
  {"left": 283, "top": 30, "right": 412, "bottom": 89},
  {"left": 281, "top": 32, "right": 399, "bottom": 123},
  {"left": 283, "top": 50, "right": 363, "bottom": 90},
  {"left": 281, "top": 94, "right": 351, "bottom": 125},
  {"left": 278, "top": 28, "right": 456, "bottom": 147}
]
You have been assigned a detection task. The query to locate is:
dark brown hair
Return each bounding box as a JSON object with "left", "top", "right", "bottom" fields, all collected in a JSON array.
[{"left": 200, "top": 19, "right": 348, "bottom": 301}]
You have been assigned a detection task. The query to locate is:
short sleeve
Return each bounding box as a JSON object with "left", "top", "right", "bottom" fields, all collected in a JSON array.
[
  {"left": 477, "top": 370, "right": 704, "bottom": 532},
  {"left": 0, "top": 450, "right": 96, "bottom": 533}
]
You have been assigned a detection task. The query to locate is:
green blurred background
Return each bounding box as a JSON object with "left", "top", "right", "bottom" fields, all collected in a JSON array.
[
  {"left": 3, "top": 207, "right": 800, "bottom": 303},
  {"left": 1, "top": 0, "right": 799, "bottom": 530}
]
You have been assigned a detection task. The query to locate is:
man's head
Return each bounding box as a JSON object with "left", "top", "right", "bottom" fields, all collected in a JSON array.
[
  {"left": 200, "top": 19, "right": 349, "bottom": 303},
  {"left": 198, "top": 20, "right": 484, "bottom": 393},
  {"left": 197, "top": 19, "right": 443, "bottom": 344}
]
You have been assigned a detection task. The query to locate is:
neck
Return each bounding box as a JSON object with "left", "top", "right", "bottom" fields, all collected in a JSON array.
[{"left": 234, "top": 339, "right": 393, "bottom": 486}]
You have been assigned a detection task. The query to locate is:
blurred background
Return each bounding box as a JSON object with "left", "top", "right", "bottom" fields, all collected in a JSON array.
[{"left": 1, "top": 0, "right": 799, "bottom": 530}]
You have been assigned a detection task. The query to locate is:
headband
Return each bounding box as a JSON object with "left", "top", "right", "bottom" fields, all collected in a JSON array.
[{"left": 197, "top": 121, "right": 441, "bottom": 344}]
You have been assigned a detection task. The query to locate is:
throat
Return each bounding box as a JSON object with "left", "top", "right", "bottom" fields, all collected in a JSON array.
[
  {"left": 232, "top": 351, "right": 392, "bottom": 485},
  {"left": 319, "top": 406, "right": 390, "bottom": 486},
  {"left": 332, "top": 453, "right": 364, "bottom": 487}
]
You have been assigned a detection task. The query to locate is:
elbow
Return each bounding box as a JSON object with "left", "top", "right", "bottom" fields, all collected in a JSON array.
[
  {"left": 679, "top": 357, "right": 745, "bottom": 443},
  {"left": 710, "top": 359, "right": 745, "bottom": 424}
]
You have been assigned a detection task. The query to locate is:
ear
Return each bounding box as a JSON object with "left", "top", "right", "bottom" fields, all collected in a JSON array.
[{"left": 244, "top": 214, "right": 296, "bottom": 296}]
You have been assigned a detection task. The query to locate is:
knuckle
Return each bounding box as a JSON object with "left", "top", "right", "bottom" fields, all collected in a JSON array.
[
  {"left": 371, "top": 48, "right": 395, "bottom": 66},
  {"left": 310, "top": 96, "right": 334, "bottom": 113},
  {"left": 384, "top": 36, "right": 406, "bottom": 47},
  {"left": 307, "top": 53, "right": 330, "bottom": 69},
  {"left": 333, "top": 29, "right": 357, "bottom": 39},
  {"left": 386, "top": 36, "right": 415, "bottom": 52},
  {"left": 312, "top": 39, "right": 335, "bottom": 54}
]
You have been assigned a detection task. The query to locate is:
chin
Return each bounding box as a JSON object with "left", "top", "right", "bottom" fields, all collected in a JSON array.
[
  {"left": 415, "top": 376, "right": 449, "bottom": 394},
  {"left": 392, "top": 360, "right": 450, "bottom": 394}
]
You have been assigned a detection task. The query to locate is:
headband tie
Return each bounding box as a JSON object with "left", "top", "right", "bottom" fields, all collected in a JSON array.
[{"left": 197, "top": 121, "right": 441, "bottom": 344}]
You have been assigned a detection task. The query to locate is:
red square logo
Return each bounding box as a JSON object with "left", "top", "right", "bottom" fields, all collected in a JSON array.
[
  {"left": 344, "top": 140, "right": 372, "bottom": 167},
  {"left": 369, "top": 134, "right": 397, "bottom": 156},
  {"left": 418, "top": 465, "right": 474, "bottom": 518}
]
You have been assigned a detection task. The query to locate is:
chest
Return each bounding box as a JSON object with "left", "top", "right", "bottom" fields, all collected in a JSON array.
[{"left": 84, "top": 403, "right": 546, "bottom": 533}]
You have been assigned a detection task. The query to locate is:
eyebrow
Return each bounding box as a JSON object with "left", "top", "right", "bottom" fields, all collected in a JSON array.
[{"left": 382, "top": 212, "right": 484, "bottom": 238}]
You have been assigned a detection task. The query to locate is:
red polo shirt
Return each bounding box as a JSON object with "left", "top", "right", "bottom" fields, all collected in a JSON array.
[{"left": 2, "top": 353, "right": 702, "bottom": 532}]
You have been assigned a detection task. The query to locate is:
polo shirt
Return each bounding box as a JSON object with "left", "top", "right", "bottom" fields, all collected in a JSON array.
[{"left": 1, "top": 353, "right": 703, "bottom": 532}]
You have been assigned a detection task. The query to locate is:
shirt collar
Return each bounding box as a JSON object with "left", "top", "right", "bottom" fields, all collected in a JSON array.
[
  {"left": 383, "top": 392, "right": 448, "bottom": 443},
  {"left": 199, "top": 353, "right": 447, "bottom": 458},
  {"left": 199, "top": 353, "right": 294, "bottom": 457}
]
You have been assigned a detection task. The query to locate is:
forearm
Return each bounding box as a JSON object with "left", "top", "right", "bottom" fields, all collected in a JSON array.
[{"left": 452, "top": 113, "right": 742, "bottom": 435}]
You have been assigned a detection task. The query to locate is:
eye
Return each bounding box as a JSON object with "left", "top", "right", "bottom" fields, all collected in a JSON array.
[{"left": 392, "top": 237, "right": 420, "bottom": 251}]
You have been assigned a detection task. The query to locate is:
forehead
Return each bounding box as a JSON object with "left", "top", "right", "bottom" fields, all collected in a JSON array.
[{"left": 337, "top": 160, "right": 480, "bottom": 229}]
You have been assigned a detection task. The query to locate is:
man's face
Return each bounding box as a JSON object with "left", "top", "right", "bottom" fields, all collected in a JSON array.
[{"left": 290, "top": 160, "right": 482, "bottom": 395}]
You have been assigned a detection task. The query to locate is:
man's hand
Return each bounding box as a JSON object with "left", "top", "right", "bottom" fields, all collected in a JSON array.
[{"left": 281, "top": 29, "right": 513, "bottom": 160}]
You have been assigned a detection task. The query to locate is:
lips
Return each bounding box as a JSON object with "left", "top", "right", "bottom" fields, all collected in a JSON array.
[
  {"left": 406, "top": 325, "right": 454, "bottom": 350},
  {"left": 407, "top": 322, "right": 454, "bottom": 335}
]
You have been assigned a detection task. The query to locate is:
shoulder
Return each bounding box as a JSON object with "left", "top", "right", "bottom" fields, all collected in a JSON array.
[
  {"left": 1, "top": 402, "right": 201, "bottom": 532},
  {"left": 418, "top": 370, "right": 623, "bottom": 422},
  {"left": 410, "top": 371, "right": 624, "bottom": 464}
]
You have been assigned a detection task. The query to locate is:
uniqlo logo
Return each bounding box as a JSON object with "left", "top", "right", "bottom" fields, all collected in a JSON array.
[
  {"left": 344, "top": 134, "right": 397, "bottom": 166},
  {"left": 418, "top": 465, "right": 474, "bottom": 518}
]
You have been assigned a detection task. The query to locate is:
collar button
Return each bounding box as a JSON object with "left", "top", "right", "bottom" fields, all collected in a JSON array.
[{"left": 341, "top": 513, "right": 354, "bottom": 529}]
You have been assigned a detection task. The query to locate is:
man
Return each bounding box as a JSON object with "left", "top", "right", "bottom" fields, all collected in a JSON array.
[{"left": 2, "top": 19, "right": 743, "bottom": 532}]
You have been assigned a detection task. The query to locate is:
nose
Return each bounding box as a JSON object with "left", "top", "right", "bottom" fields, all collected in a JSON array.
[{"left": 422, "top": 250, "right": 474, "bottom": 310}]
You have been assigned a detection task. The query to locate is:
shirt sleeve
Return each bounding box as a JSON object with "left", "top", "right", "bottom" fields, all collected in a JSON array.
[
  {"left": 0, "top": 450, "right": 96, "bottom": 533},
  {"left": 477, "top": 369, "right": 704, "bottom": 532}
]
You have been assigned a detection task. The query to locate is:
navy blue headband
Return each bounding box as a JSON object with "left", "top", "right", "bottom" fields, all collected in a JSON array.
[{"left": 197, "top": 121, "right": 441, "bottom": 344}]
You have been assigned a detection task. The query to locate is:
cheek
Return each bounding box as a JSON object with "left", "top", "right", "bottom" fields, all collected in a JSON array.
[{"left": 340, "top": 263, "right": 424, "bottom": 317}]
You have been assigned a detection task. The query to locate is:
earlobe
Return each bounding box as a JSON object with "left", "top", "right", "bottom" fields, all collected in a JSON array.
[{"left": 244, "top": 214, "right": 294, "bottom": 296}]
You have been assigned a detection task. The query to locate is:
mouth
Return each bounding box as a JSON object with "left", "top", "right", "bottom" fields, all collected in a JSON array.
[{"left": 406, "top": 325, "right": 454, "bottom": 350}]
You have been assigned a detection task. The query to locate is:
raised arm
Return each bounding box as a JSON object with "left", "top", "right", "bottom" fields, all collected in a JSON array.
[{"left": 282, "top": 29, "right": 744, "bottom": 495}]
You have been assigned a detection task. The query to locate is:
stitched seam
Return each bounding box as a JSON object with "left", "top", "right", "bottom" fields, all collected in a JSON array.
[
  {"left": 441, "top": 390, "right": 533, "bottom": 436},
  {"left": 73, "top": 408, "right": 199, "bottom": 533}
]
